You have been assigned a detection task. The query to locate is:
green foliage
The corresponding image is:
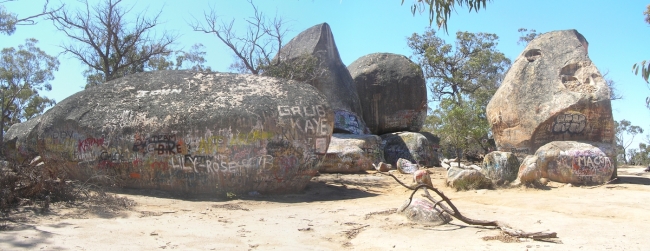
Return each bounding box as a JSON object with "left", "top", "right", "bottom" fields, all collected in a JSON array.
[
  {"left": 0, "top": 38, "right": 58, "bottom": 140},
  {"left": 633, "top": 5, "right": 650, "bottom": 90},
  {"left": 615, "top": 119, "right": 644, "bottom": 164},
  {"left": 429, "top": 98, "right": 490, "bottom": 159},
  {"left": 408, "top": 29, "right": 510, "bottom": 106},
  {"left": 0, "top": 5, "right": 18, "bottom": 35},
  {"left": 629, "top": 140, "right": 650, "bottom": 166},
  {"left": 517, "top": 28, "right": 538, "bottom": 46},
  {"left": 402, "top": 0, "right": 489, "bottom": 32},
  {"left": 0, "top": 1, "right": 59, "bottom": 36},
  {"left": 409, "top": 29, "right": 509, "bottom": 158}
]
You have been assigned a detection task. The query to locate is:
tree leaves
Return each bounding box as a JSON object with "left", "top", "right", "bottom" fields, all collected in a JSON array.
[
  {"left": 0, "top": 38, "right": 58, "bottom": 141},
  {"left": 402, "top": 0, "right": 490, "bottom": 32},
  {"left": 49, "top": 0, "right": 178, "bottom": 87}
]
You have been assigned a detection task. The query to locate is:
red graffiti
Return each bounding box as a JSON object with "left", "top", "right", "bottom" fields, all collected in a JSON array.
[
  {"left": 151, "top": 161, "right": 169, "bottom": 171},
  {"left": 78, "top": 137, "right": 104, "bottom": 152}
]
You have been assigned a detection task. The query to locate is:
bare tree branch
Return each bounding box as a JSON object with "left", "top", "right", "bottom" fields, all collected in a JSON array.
[
  {"left": 188, "top": 0, "right": 287, "bottom": 75},
  {"left": 49, "top": 0, "right": 177, "bottom": 86},
  {"left": 380, "top": 172, "right": 558, "bottom": 240}
]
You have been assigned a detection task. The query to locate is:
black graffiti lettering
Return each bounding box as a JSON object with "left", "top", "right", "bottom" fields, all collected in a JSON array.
[{"left": 551, "top": 113, "right": 586, "bottom": 134}]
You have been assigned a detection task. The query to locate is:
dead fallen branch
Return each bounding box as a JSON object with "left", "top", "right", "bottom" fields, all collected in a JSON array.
[{"left": 380, "top": 172, "right": 558, "bottom": 240}]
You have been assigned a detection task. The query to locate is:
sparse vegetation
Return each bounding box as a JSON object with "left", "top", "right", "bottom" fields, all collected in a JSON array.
[{"left": 0, "top": 157, "right": 135, "bottom": 230}]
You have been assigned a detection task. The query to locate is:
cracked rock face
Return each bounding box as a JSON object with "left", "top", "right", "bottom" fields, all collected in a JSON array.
[
  {"left": 348, "top": 53, "right": 427, "bottom": 135},
  {"left": 273, "top": 23, "right": 368, "bottom": 135},
  {"left": 9, "top": 71, "right": 334, "bottom": 195},
  {"left": 486, "top": 29, "right": 614, "bottom": 159}
]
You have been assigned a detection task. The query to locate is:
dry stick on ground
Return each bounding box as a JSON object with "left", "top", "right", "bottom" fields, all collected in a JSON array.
[{"left": 380, "top": 172, "right": 558, "bottom": 240}]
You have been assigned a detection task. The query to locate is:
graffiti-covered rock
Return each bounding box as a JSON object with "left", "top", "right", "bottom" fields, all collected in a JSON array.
[
  {"left": 381, "top": 132, "right": 440, "bottom": 167},
  {"left": 446, "top": 166, "right": 492, "bottom": 190},
  {"left": 396, "top": 158, "right": 419, "bottom": 174},
  {"left": 348, "top": 53, "right": 427, "bottom": 135},
  {"left": 272, "top": 23, "right": 368, "bottom": 135},
  {"left": 13, "top": 71, "right": 334, "bottom": 195},
  {"left": 481, "top": 151, "right": 519, "bottom": 185},
  {"left": 413, "top": 169, "right": 433, "bottom": 188},
  {"left": 319, "top": 133, "right": 383, "bottom": 173},
  {"left": 517, "top": 155, "right": 541, "bottom": 183},
  {"left": 486, "top": 30, "right": 615, "bottom": 160},
  {"left": 519, "top": 141, "right": 614, "bottom": 185},
  {"left": 4, "top": 115, "right": 42, "bottom": 162},
  {"left": 398, "top": 198, "right": 451, "bottom": 225}
]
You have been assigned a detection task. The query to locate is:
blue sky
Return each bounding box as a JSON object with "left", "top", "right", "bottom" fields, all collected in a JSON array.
[{"left": 3, "top": 0, "right": 650, "bottom": 150}]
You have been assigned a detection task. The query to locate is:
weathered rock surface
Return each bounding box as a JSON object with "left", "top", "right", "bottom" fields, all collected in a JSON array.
[
  {"left": 4, "top": 115, "right": 42, "bottom": 162},
  {"left": 518, "top": 141, "right": 614, "bottom": 185},
  {"left": 398, "top": 198, "right": 451, "bottom": 225},
  {"left": 372, "top": 162, "right": 391, "bottom": 172},
  {"left": 381, "top": 132, "right": 440, "bottom": 167},
  {"left": 348, "top": 53, "right": 427, "bottom": 135},
  {"left": 273, "top": 23, "right": 368, "bottom": 135},
  {"left": 486, "top": 30, "right": 615, "bottom": 159},
  {"left": 8, "top": 71, "right": 334, "bottom": 195},
  {"left": 319, "top": 133, "right": 383, "bottom": 173},
  {"left": 517, "top": 155, "right": 541, "bottom": 183},
  {"left": 446, "top": 166, "right": 492, "bottom": 190},
  {"left": 396, "top": 158, "right": 419, "bottom": 174},
  {"left": 481, "top": 151, "right": 519, "bottom": 185},
  {"left": 413, "top": 169, "right": 433, "bottom": 188}
]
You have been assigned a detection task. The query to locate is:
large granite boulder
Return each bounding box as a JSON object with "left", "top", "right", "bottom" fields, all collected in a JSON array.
[
  {"left": 486, "top": 30, "right": 615, "bottom": 159},
  {"left": 348, "top": 53, "right": 427, "bottom": 135},
  {"left": 518, "top": 141, "right": 615, "bottom": 185},
  {"left": 381, "top": 132, "right": 440, "bottom": 167},
  {"left": 8, "top": 71, "right": 334, "bottom": 195},
  {"left": 319, "top": 133, "right": 383, "bottom": 173},
  {"left": 271, "top": 23, "right": 368, "bottom": 135},
  {"left": 481, "top": 151, "right": 519, "bottom": 185}
]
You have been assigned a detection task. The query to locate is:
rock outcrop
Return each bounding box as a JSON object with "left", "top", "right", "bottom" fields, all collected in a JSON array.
[
  {"left": 348, "top": 53, "right": 427, "bottom": 135},
  {"left": 518, "top": 141, "right": 615, "bottom": 185},
  {"left": 381, "top": 132, "right": 440, "bottom": 167},
  {"left": 481, "top": 151, "right": 519, "bottom": 185},
  {"left": 8, "top": 71, "right": 334, "bottom": 195},
  {"left": 273, "top": 23, "right": 368, "bottom": 135},
  {"left": 486, "top": 30, "right": 615, "bottom": 159},
  {"left": 319, "top": 133, "right": 383, "bottom": 173}
]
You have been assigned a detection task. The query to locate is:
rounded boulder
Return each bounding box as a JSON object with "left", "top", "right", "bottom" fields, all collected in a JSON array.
[
  {"left": 26, "top": 71, "right": 335, "bottom": 195},
  {"left": 349, "top": 53, "right": 427, "bottom": 135}
]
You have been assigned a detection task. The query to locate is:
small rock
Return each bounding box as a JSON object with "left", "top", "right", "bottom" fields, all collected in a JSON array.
[
  {"left": 396, "top": 158, "right": 419, "bottom": 174},
  {"left": 413, "top": 170, "right": 433, "bottom": 188},
  {"left": 373, "top": 162, "right": 391, "bottom": 172},
  {"left": 398, "top": 198, "right": 451, "bottom": 225}
]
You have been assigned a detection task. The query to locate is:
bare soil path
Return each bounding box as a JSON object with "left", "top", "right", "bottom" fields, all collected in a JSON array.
[{"left": 2, "top": 166, "right": 650, "bottom": 250}]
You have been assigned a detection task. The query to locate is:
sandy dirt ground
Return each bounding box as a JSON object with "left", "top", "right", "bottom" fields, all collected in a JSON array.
[{"left": 2, "top": 166, "right": 650, "bottom": 251}]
